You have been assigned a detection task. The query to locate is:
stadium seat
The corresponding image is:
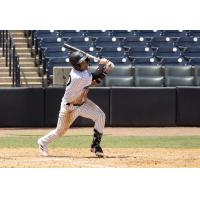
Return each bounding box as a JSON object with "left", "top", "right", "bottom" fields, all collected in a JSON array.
[
  {"left": 150, "top": 37, "right": 174, "bottom": 49},
  {"left": 188, "top": 58, "right": 200, "bottom": 66},
  {"left": 47, "top": 57, "right": 70, "bottom": 67},
  {"left": 109, "top": 66, "right": 133, "bottom": 76},
  {"left": 176, "top": 37, "right": 200, "bottom": 49},
  {"left": 195, "top": 77, "right": 200, "bottom": 86},
  {"left": 128, "top": 47, "right": 154, "bottom": 60},
  {"left": 34, "top": 30, "right": 59, "bottom": 40},
  {"left": 137, "top": 30, "right": 162, "bottom": 41},
  {"left": 39, "top": 37, "right": 64, "bottom": 48},
  {"left": 165, "top": 66, "right": 192, "bottom": 76},
  {"left": 161, "top": 30, "right": 187, "bottom": 41},
  {"left": 98, "top": 46, "right": 125, "bottom": 58},
  {"left": 194, "top": 66, "right": 200, "bottom": 85},
  {"left": 95, "top": 36, "right": 121, "bottom": 48},
  {"left": 33, "top": 31, "right": 60, "bottom": 55},
  {"left": 67, "top": 36, "right": 93, "bottom": 47},
  {"left": 122, "top": 36, "right": 148, "bottom": 50},
  {"left": 182, "top": 47, "right": 200, "bottom": 59},
  {"left": 84, "top": 30, "right": 110, "bottom": 39},
  {"left": 165, "top": 76, "right": 194, "bottom": 86},
  {"left": 155, "top": 47, "right": 181, "bottom": 59},
  {"left": 160, "top": 57, "right": 187, "bottom": 66},
  {"left": 188, "top": 30, "right": 200, "bottom": 37},
  {"left": 105, "top": 57, "right": 132, "bottom": 67},
  {"left": 135, "top": 77, "right": 164, "bottom": 87},
  {"left": 62, "top": 37, "right": 71, "bottom": 42},
  {"left": 132, "top": 57, "right": 159, "bottom": 66},
  {"left": 105, "top": 76, "right": 134, "bottom": 86},
  {"left": 59, "top": 30, "right": 84, "bottom": 37},
  {"left": 43, "top": 47, "right": 69, "bottom": 59},
  {"left": 37, "top": 37, "right": 65, "bottom": 65},
  {"left": 135, "top": 65, "right": 163, "bottom": 87},
  {"left": 164, "top": 65, "right": 194, "bottom": 86},
  {"left": 110, "top": 30, "right": 135, "bottom": 39},
  {"left": 188, "top": 60, "right": 200, "bottom": 85},
  {"left": 135, "top": 66, "right": 162, "bottom": 76}
]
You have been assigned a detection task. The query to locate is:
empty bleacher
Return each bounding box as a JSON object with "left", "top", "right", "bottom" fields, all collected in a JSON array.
[{"left": 25, "top": 30, "right": 200, "bottom": 87}]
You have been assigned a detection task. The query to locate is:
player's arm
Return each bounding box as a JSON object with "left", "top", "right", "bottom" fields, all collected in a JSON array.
[{"left": 91, "top": 58, "right": 115, "bottom": 84}]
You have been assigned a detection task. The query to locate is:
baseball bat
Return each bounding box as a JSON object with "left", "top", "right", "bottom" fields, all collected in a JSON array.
[{"left": 64, "top": 43, "right": 100, "bottom": 62}]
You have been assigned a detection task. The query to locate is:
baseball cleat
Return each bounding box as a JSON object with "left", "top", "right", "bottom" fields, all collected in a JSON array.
[
  {"left": 37, "top": 139, "right": 48, "bottom": 157},
  {"left": 91, "top": 146, "right": 104, "bottom": 158}
]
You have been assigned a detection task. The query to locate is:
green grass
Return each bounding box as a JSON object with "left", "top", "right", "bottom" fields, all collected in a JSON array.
[{"left": 0, "top": 135, "right": 200, "bottom": 148}]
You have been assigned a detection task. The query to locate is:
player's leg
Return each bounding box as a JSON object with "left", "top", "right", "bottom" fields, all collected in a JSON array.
[
  {"left": 38, "top": 103, "right": 77, "bottom": 156},
  {"left": 73, "top": 98, "right": 105, "bottom": 157}
]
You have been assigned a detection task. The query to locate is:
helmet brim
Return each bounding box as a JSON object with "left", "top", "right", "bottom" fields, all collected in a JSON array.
[{"left": 78, "top": 55, "right": 89, "bottom": 64}]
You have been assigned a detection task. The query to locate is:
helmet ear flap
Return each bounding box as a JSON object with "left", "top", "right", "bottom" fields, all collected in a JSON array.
[{"left": 75, "top": 63, "right": 81, "bottom": 71}]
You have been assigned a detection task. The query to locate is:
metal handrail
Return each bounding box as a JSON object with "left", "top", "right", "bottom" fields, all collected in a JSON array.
[
  {"left": 1, "top": 30, "right": 21, "bottom": 87},
  {"left": 15, "top": 55, "right": 20, "bottom": 87}
]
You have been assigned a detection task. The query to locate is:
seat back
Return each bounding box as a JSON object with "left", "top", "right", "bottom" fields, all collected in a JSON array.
[
  {"left": 110, "top": 66, "right": 133, "bottom": 76},
  {"left": 161, "top": 57, "right": 187, "bottom": 66},
  {"left": 165, "top": 76, "right": 194, "bottom": 86},
  {"left": 59, "top": 30, "right": 84, "bottom": 37},
  {"left": 128, "top": 47, "right": 154, "bottom": 59},
  {"left": 155, "top": 47, "right": 181, "bottom": 59},
  {"left": 99, "top": 46, "right": 125, "bottom": 57},
  {"left": 188, "top": 58, "right": 200, "bottom": 66},
  {"left": 95, "top": 36, "right": 121, "bottom": 48},
  {"left": 137, "top": 30, "right": 162, "bottom": 40},
  {"left": 84, "top": 30, "right": 110, "bottom": 38},
  {"left": 162, "top": 30, "right": 187, "bottom": 40},
  {"left": 135, "top": 77, "right": 164, "bottom": 87},
  {"left": 165, "top": 66, "right": 192, "bottom": 76},
  {"left": 122, "top": 36, "right": 148, "bottom": 49},
  {"left": 150, "top": 36, "right": 174, "bottom": 49},
  {"left": 135, "top": 66, "right": 162, "bottom": 76},
  {"left": 183, "top": 47, "right": 200, "bottom": 59},
  {"left": 176, "top": 37, "right": 200, "bottom": 49},
  {"left": 111, "top": 30, "right": 134, "bottom": 38},
  {"left": 67, "top": 36, "right": 93, "bottom": 47},
  {"left": 133, "top": 57, "right": 159, "bottom": 66},
  {"left": 105, "top": 76, "right": 134, "bottom": 86},
  {"left": 188, "top": 30, "right": 200, "bottom": 37},
  {"left": 39, "top": 37, "right": 64, "bottom": 48},
  {"left": 105, "top": 57, "right": 131, "bottom": 67}
]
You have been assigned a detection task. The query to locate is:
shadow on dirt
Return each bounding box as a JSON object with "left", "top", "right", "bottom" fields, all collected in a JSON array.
[{"left": 48, "top": 155, "right": 133, "bottom": 159}]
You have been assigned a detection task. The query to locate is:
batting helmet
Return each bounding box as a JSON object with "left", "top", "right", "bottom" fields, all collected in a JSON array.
[{"left": 69, "top": 51, "right": 89, "bottom": 71}]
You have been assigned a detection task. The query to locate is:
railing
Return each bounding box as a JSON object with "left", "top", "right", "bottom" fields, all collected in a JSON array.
[{"left": 0, "top": 30, "right": 20, "bottom": 87}]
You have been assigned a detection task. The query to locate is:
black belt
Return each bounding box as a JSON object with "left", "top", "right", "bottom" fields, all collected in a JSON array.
[{"left": 66, "top": 102, "right": 84, "bottom": 106}]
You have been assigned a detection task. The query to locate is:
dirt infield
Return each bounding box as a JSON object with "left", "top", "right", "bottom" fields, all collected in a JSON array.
[
  {"left": 1, "top": 127, "right": 200, "bottom": 136},
  {"left": 1, "top": 148, "right": 200, "bottom": 168},
  {"left": 0, "top": 127, "right": 200, "bottom": 167}
]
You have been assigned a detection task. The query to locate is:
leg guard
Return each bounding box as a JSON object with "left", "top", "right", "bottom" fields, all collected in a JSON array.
[{"left": 91, "top": 129, "right": 104, "bottom": 157}]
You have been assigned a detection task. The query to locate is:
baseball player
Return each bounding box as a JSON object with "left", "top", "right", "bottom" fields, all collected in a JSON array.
[{"left": 38, "top": 51, "right": 114, "bottom": 158}]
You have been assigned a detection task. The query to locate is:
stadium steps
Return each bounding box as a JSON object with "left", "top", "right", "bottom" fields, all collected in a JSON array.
[
  {"left": 0, "top": 71, "right": 39, "bottom": 77},
  {"left": 0, "top": 50, "right": 12, "bottom": 86},
  {"left": 10, "top": 30, "right": 42, "bottom": 87}
]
